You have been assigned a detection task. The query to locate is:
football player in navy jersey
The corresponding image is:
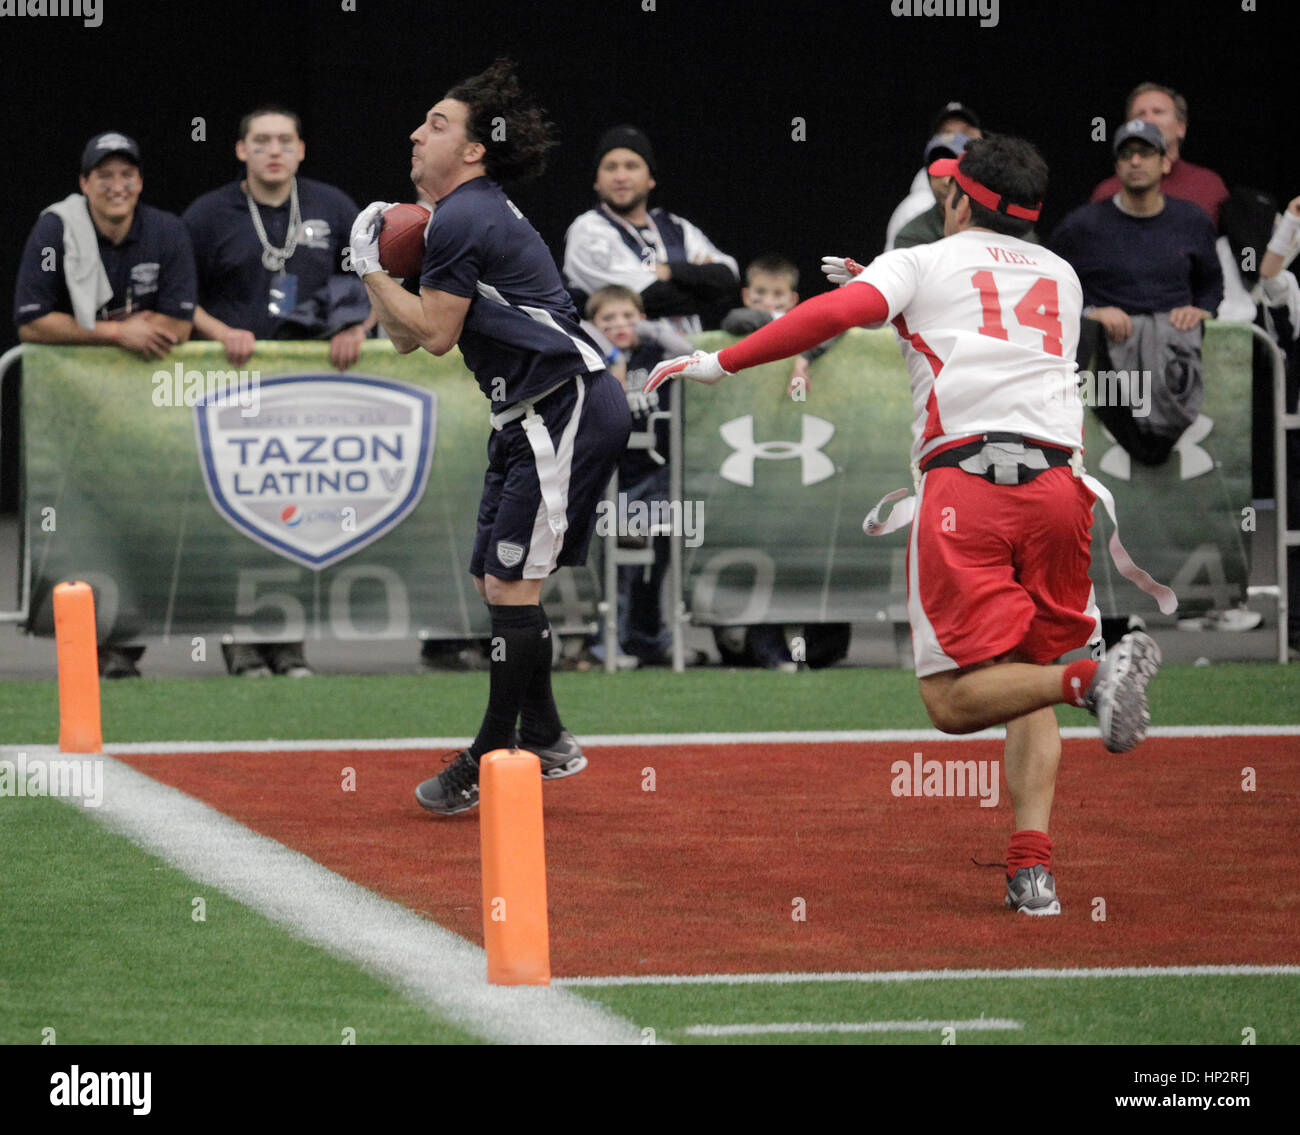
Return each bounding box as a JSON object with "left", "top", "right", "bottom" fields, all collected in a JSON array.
[{"left": 351, "top": 60, "right": 631, "bottom": 815}]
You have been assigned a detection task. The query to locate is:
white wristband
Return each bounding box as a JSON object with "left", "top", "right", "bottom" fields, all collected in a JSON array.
[{"left": 1266, "top": 210, "right": 1300, "bottom": 259}]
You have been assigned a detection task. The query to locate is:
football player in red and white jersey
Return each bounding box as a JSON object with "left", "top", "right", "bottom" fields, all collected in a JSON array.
[{"left": 647, "top": 134, "right": 1170, "bottom": 916}]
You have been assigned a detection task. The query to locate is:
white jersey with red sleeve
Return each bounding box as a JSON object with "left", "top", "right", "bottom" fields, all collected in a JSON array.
[{"left": 848, "top": 229, "right": 1085, "bottom": 464}]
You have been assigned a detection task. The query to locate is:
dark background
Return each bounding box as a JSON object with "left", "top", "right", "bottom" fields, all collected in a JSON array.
[
  {"left": 2, "top": 0, "right": 1296, "bottom": 343},
  {"left": 0, "top": 0, "right": 1295, "bottom": 350}
]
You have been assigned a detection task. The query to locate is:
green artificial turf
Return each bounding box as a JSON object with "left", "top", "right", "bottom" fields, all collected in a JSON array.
[
  {"left": 576, "top": 974, "right": 1300, "bottom": 1045},
  {"left": 0, "top": 795, "right": 483, "bottom": 1045},
  {"left": 1, "top": 664, "right": 1295, "bottom": 746}
]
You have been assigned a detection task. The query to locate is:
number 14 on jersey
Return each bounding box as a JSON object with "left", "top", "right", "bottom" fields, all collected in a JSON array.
[{"left": 971, "top": 270, "right": 1064, "bottom": 357}]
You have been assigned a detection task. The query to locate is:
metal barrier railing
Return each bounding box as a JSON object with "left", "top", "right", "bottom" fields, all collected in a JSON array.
[
  {"left": 0, "top": 345, "right": 29, "bottom": 625},
  {"left": 1244, "top": 322, "right": 1295, "bottom": 663}
]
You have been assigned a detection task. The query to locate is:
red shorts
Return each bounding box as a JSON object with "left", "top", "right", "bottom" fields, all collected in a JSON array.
[{"left": 908, "top": 466, "right": 1100, "bottom": 676}]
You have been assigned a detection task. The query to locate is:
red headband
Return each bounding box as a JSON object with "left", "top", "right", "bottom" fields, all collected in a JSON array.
[{"left": 928, "top": 156, "right": 1042, "bottom": 222}]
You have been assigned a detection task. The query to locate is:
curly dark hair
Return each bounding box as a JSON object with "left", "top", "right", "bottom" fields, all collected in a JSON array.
[
  {"left": 948, "top": 134, "right": 1048, "bottom": 238},
  {"left": 445, "top": 59, "right": 558, "bottom": 185}
]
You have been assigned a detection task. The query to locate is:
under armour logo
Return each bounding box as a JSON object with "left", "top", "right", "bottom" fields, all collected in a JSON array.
[
  {"left": 1097, "top": 414, "right": 1215, "bottom": 482},
  {"left": 719, "top": 414, "right": 836, "bottom": 486}
]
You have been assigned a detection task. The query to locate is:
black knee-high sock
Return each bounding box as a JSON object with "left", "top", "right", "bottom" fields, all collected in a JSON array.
[
  {"left": 519, "top": 604, "right": 562, "bottom": 750},
  {"left": 469, "top": 605, "right": 544, "bottom": 760}
]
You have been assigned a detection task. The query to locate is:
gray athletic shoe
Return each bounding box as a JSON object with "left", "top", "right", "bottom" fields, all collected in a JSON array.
[
  {"left": 1004, "top": 865, "right": 1061, "bottom": 916},
  {"left": 414, "top": 751, "right": 480, "bottom": 816},
  {"left": 1085, "top": 631, "right": 1162, "bottom": 753},
  {"left": 529, "top": 730, "right": 588, "bottom": 780}
]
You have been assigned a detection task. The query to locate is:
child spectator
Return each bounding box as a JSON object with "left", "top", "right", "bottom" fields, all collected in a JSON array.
[
  {"left": 718, "top": 257, "right": 851, "bottom": 671},
  {"left": 584, "top": 285, "right": 694, "bottom": 666},
  {"left": 723, "top": 255, "right": 841, "bottom": 398}
]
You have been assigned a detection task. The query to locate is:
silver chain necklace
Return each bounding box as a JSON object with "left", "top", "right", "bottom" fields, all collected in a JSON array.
[{"left": 246, "top": 178, "right": 301, "bottom": 272}]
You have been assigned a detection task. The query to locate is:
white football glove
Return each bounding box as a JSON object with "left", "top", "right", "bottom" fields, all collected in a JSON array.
[
  {"left": 626, "top": 389, "right": 652, "bottom": 415},
  {"left": 348, "top": 201, "right": 392, "bottom": 278},
  {"left": 820, "top": 255, "right": 865, "bottom": 287},
  {"left": 644, "top": 350, "right": 730, "bottom": 394}
]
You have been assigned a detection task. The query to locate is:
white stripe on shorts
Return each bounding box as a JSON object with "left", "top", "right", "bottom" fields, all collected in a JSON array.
[
  {"left": 522, "top": 377, "right": 587, "bottom": 579},
  {"left": 908, "top": 472, "right": 959, "bottom": 677}
]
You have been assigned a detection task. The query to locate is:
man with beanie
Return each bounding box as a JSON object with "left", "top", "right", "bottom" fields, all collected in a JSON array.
[{"left": 563, "top": 125, "right": 739, "bottom": 334}]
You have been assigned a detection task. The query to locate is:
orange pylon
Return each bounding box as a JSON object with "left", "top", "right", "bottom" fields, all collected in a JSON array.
[
  {"left": 54, "top": 581, "right": 102, "bottom": 754},
  {"left": 479, "top": 749, "right": 550, "bottom": 985}
]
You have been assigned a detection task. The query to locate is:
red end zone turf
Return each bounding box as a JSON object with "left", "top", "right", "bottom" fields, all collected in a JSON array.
[{"left": 120, "top": 738, "right": 1300, "bottom": 976}]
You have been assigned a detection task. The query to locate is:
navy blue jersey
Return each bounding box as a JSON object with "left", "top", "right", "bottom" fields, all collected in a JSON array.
[
  {"left": 13, "top": 203, "right": 197, "bottom": 326},
  {"left": 419, "top": 178, "right": 604, "bottom": 405},
  {"left": 183, "top": 177, "right": 366, "bottom": 339}
]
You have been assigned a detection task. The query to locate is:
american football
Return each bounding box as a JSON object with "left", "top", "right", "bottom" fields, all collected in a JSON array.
[{"left": 378, "top": 202, "right": 431, "bottom": 278}]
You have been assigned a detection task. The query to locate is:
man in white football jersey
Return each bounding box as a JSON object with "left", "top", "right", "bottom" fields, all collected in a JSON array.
[{"left": 646, "top": 135, "right": 1172, "bottom": 917}]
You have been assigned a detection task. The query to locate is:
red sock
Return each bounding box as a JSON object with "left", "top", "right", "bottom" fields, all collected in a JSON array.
[
  {"left": 1061, "top": 659, "right": 1098, "bottom": 707},
  {"left": 1007, "top": 829, "right": 1053, "bottom": 878}
]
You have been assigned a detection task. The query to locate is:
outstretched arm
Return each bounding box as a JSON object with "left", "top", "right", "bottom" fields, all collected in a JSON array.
[{"left": 646, "top": 280, "right": 890, "bottom": 391}]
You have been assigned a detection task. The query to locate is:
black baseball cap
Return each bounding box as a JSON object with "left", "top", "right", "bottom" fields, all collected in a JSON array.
[
  {"left": 81, "top": 132, "right": 142, "bottom": 175},
  {"left": 1112, "top": 119, "right": 1166, "bottom": 155},
  {"left": 595, "top": 125, "right": 656, "bottom": 175},
  {"left": 931, "top": 101, "right": 982, "bottom": 136}
]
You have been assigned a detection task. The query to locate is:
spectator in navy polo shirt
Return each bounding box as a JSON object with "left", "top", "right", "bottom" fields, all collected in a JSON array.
[
  {"left": 351, "top": 59, "right": 630, "bottom": 816},
  {"left": 184, "top": 106, "right": 374, "bottom": 678},
  {"left": 14, "top": 131, "right": 197, "bottom": 679},
  {"left": 15, "top": 133, "right": 195, "bottom": 358},
  {"left": 1052, "top": 120, "right": 1222, "bottom": 466}
]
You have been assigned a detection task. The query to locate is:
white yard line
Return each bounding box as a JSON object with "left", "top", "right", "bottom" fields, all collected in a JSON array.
[
  {"left": 557, "top": 965, "right": 1300, "bottom": 988},
  {"left": 8, "top": 723, "right": 1294, "bottom": 755},
  {"left": 51, "top": 753, "right": 643, "bottom": 1045},
  {"left": 685, "top": 1019, "right": 1023, "bottom": 1036}
]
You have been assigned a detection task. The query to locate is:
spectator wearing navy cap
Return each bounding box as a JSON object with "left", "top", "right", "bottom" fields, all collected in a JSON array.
[
  {"left": 896, "top": 133, "right": 971, "bottom": 248},
  {"left": 15, "top": 132, "right": 196, "bottom": 359},
  {"left": 13, "top": 132, "right": 198, "bottom": 678},
  {"left": 1053, "top": 120, "right": 1221, "bottom": 351},
  {"left": 885, "top": 101, "right": 984, "bottom": 251},
  {"left": 1051, "top": 119, "right": 1222, "bottom": 466},
  {"left": 1089, "top": 83, "right": 1229, "bottom": 230}
]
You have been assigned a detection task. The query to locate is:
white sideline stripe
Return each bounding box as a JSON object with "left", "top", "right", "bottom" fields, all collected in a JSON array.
[
  {"left": 556, "top": 964, "right": 1300, "bottom": 988},
  {"left": 55, "top": 755, "right": 642, "bottom": 1046},
  {"left": 685, "top": 1018, "right": 1023, "bottom": 1036},
  {"left": 9, "top": 723, "right": 1295, "bottom": 756}
]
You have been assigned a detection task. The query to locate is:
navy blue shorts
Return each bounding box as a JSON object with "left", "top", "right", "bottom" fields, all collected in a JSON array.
[{"left": 471, "top": 370, "right": 631, "bottom": 580}]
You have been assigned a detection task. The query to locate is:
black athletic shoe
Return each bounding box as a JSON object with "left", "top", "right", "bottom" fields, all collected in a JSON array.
[
  {"left": 415, "top": 751, "right": 480, "bottom": 816},
  {"left": 264, "top": 643, "right": 313, "bottom": 678},
  {"left": 224, "top": 643, "right": 271, "bottom": 677}
]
